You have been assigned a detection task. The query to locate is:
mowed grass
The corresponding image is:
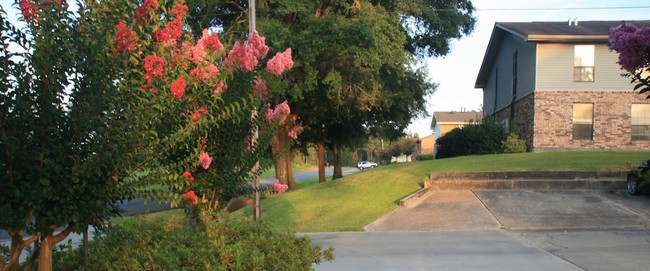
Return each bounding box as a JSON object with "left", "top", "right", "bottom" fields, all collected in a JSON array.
[{"left": 232, "top": 150, "right": 650, "bottom": 232}]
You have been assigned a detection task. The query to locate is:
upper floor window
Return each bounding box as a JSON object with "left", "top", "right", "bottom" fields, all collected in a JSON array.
[
  {"left": 573, "top": 103, "right": 594, "bottom": 140},
  {"left": 631, "top": 104, "right": 650, "bottom": 141},
  {"left": 574, "top": 45, "right": 595, "bottom": 82}
]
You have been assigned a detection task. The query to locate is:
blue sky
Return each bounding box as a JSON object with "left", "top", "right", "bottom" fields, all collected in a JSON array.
[{"left": 406, "top": 0, "right": 650, "bottom": 138}]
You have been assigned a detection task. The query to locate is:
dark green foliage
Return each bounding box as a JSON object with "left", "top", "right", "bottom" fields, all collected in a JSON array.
[
  {"left": 416, "top": 154, "right": 434, "bottom": 161},
  {"left": 435, "top": 119, "right": 507, "bottom": 159},
  {"left": 52, "top": 214, "right": 334, "bottom": 271},
  {"left": 502, "top": 133, "right": 527, "bottom": 153}
]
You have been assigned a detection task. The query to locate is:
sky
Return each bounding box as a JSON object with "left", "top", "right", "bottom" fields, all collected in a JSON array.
[
  {"left": 2, "top": 0, "right": 648, "bottom": 138},
  {"left": 406, "top": 0, "right": 650, "bottom": 138}
]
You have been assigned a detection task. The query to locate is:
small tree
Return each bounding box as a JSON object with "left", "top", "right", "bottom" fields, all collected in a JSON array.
[{"left": 0, "top": 1, "right": 293, "bottom": 269}]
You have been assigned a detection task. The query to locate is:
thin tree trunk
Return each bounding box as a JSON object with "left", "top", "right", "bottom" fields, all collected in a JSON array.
[
  {"left": 332, "top": 143, "right": 343, "bottom": 179},
  {"left": 273, "top": 114, "right": 298, "bottom": 189},
  {"left": 317, "top": 130, "right": 326, "bottom": 183}
]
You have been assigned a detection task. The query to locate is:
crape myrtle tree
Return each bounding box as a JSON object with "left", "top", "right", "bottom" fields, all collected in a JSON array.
[
  {"left": 0, "top": 0, "right": 294, "bottom": 270},
  {"left": 609, "top": 22, "right": 650, "bottom": 98}
]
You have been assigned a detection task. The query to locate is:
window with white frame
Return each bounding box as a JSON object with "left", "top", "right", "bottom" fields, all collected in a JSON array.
[
  {"left": 573, "top": 103, "right": 593, "bottom": 140},
  {"left": 632, "top": 104, "right": 650, "bottom": 141},
  {"left": 574, "top": 45, "right": 594, "bottom": 82}
]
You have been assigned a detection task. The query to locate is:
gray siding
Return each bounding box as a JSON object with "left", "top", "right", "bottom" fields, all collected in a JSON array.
[
  {"left": 482, "top": 34, "right": 537, "bottom": 116},
  {"left": 536, "top": 43, "right": 635, "bottom": 91}
]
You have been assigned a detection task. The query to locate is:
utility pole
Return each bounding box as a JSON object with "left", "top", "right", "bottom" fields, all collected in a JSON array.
[{"left": 250, "top": 0, "right": 260, "bottom": 221}]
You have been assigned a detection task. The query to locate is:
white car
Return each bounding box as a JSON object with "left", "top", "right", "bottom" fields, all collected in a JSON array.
[{"left": 357, "top": 161, "right": 378, "bottom": 170}]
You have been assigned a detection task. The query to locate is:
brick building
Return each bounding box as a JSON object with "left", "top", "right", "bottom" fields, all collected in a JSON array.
[{"left": 475, "top": 20, "right": 650, "bottom": 151}]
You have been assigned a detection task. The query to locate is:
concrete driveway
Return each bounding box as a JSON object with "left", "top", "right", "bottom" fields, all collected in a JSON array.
[{"left": 312, "top": 188, "right": 650, "bottom": 271}]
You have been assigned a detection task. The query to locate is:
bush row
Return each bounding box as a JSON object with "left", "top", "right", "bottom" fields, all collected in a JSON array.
[{"left": 51, "top": 214, "right": 333, "bottom": 270}]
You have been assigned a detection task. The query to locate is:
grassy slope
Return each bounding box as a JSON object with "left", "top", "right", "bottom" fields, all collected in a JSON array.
[{"left": 232, "top": 151, "right": 650, "bottom": 232}]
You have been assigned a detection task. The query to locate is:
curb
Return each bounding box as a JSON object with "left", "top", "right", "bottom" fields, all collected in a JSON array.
[{"left": 399, "top": 171, "right": 627, "bottom": 207}]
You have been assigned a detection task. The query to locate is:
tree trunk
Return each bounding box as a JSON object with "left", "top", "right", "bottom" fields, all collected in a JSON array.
[
  {"left": 317, "top": 128, "right": 326, "bottom": 183},
  {"left": 332, "top": 143, "right": 343, "bottom": 179},
  {"left": 37, "top": 226, "right": 73, "bottom": 271},
  {"left": 273, "top": 115, "right": 298, "bottom": 189}
]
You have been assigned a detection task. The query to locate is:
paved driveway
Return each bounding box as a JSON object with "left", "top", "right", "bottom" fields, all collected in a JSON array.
[{"left": 314, "top": 188, "right": 650, "bottom": 271}]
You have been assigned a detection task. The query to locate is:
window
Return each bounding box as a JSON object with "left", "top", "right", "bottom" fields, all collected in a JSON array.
[
  {"left": 573, "top": 103, "right": 593, "bottom": 140},
  {"left": 632, "top": 104, "right": 650, "bottom": 141},
  {"left": 574, "top": 45, "right": 594, "bottom": 82}
]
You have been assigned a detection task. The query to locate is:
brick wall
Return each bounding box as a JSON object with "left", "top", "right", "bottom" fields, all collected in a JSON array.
[
  {"left": 533, "top": 90, "right": 650, "bottom": 150},
  {"left": 493, "top": 93, "right": 536, "bottom": 150},
  {"left": 492, "top": 91, "right": 650, "bottom": 151}
]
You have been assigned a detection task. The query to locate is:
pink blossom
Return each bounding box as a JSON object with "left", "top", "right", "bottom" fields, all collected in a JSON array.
[
  {"left": 227, "top": 41, "right": 258, "bottom": 72},
  {"left": 135, "top": 0, "right": 158, "bottom": 23},
  {"left": 190, "top": 44, "right": 207, "bottom": 64},
  {"left": 273, "top": 179, "right": 288, "bottom": 194},
  {"left": 247, "top": 31, "right": 269, "bottom": 59},
  {"left": 233, "top": 166, "right": 240, "bottom": 173},
  {"left": 267, "top": 48, "right": 294, "bottom": 76},
  {"left": 181, "top": 171, "right": 194, "bottom": 183},
  {"left": 171, "top": 2, "right": 189, "bottom": 19},
  {"left": 609, "top": 22, "right": 650, "bottom": 72},
  {"left": 144, "top": 55, "right": 164, "bottom": 84},
  {"left": 190, "top": 106, "right": 208, "bottom": 121},
  {"left": 207, "top": 64, "right": 219, "bottom": 77},
  {"left": 253, "top": 77, "right": 267, "bottom": 99},
  {"left": 190, "top": 67, "right": 209, "bottom": 82},
  {"left": 182, "top": 190, "right": 198, "bottom": 205},
  {"left": 274, "top": 101, "right": 291, "bottom": 124},
  {"left": 199, "top": 29, "right": 224, "bottom": 53},
  {"left": 214, "top": 80, "right": 227, "bottom": 95},
  {"left": 170, "top": 77, "right": 186, "bottom": 100},
  {"left": 199, "top": 152, "right": 212, "bottom": 169},
  {"left": 114, "top": 21, "right": 138, "bottom": 54},
  {"left": 288, "top": 130, "right": 298, "bottom": 140},
  {"left": 19, "top": 0, "right": 37, "bottom": 24}
]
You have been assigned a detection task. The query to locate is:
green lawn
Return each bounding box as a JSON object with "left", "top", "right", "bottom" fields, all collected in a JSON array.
[
  {"left": 232, "top": 151, "right": 650, "bottom": 232},
  {"left": 257, "top": 163, "right": 319, "bottom": 180}
]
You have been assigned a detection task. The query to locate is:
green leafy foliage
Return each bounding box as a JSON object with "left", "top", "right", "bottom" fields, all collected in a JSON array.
[
  {"left": 51, "top": 214, "right": 333, "bottom": 270},
  {"left": 502, "top": 133, "right": 527, "bottom": 154},
  {"left": 415, "top": 154, "right": 434, "bottom": 161},
  {"left": 435, "top": 119, "right": 507, "bottom": 159}
]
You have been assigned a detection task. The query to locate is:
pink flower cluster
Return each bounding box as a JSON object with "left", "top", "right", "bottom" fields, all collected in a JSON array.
[
  {"left": 199, "top": 29, "right": 224, "bottom": 53},
  {"left": 273, "top": 179, "right": 288, "bottom": 194},
  {"left": 267, "top": 48, "right": 294, "bottom": 76},
  {"left": 144, "top": 55, "right": 165, "bottom": 84},
  {"left": 253, "top": 77, "right": 267, "bottom": 99},
  {"left": 183, "top": 190, "right": 198, "bottom": 205},
  {"left": 190, "top": 105, "right": 208, "bottom": 121},
  {"left": 288, "top": 130, "right": 298, "bottom": 140},
  {"left": 227, "top": 31, "right": 269, "bottom": 72},
  {"left": 266, "top": 101, "right": 291, "bottom": 124},
  {"left": 154, "top": 3, "right": 187, "bottom": 44},
  {"left": 134, "top": 0, "right": 158, "bottom": 24},
  {"left": 199, "top": 152, "right": 212, "bottom": 169},
  {"left": 19, "top": 0, "right": 37, "bottom": 24},
  {"left": 609, "top": 22, "right": 650, "bottom": 73},
  {"left": 170, "top": 77, "right": 186, "bottom": 100},
  {"left": 114, "top": 21, "right": 138, "bottom": 54},
  {"left": 181, "top": 171, "right": 194, "bottom": 183}
]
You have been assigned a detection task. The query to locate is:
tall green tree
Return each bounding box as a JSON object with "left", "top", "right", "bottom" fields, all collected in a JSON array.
[{"left": 185, "top": 0, "right": 474, "bottom": 181}]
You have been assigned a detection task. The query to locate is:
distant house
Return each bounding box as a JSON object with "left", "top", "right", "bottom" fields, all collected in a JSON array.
[
  {"left": 475, "top": 20, "right": 650, "bottom": 151},
  {"left": 430, "top": 110, "right": 483, "bottom": 140},
  {"left": 425, "top": 110, "right": 483, "bottom": 156}
]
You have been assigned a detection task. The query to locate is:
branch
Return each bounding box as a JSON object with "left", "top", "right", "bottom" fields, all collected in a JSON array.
[{"left": 4, "top": 231, "right": 42, "bottom": 271}]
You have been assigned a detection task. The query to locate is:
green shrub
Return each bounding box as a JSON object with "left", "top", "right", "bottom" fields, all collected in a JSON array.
[
  {"left": 435, "top": 119, "right": 506, "bottom": 159},
  {"left": 52, "top": 214, "right": 333, "bottom": 270},
  {"left": 502, "top": 133, "right": 527, "bottom": 153},
  {"left": 416, "top": 154, "right": 434, "bottom": 161}
]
